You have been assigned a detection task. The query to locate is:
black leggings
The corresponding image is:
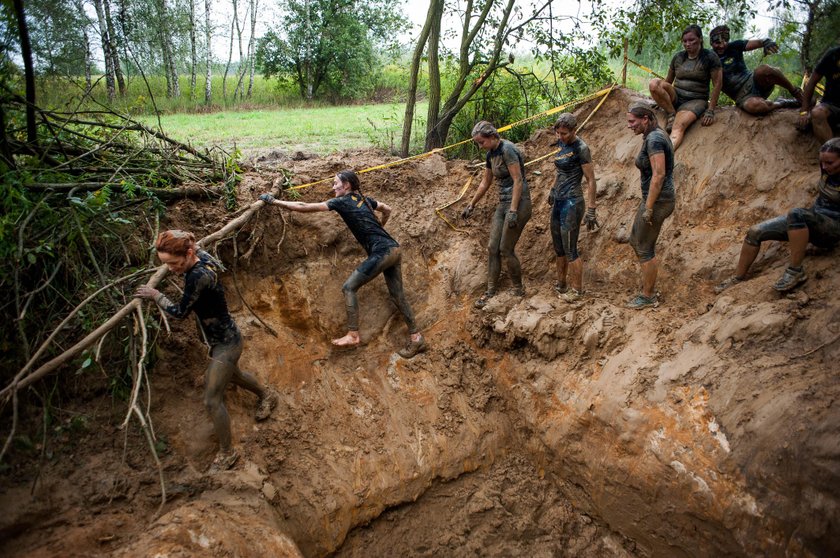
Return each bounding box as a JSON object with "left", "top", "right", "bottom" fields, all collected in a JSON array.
[{"left": 342, "top": 246, "right": 417, "bottom": 333}]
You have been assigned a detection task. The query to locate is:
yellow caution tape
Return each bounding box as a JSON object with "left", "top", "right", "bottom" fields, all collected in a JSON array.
[
  {"left": 287, "top": 86, "right": 615, "bottom": 192},
  {"left": 434, "top": 175, "right": 475, "bottom": 232},
  {"left": 526, "top": 84, "right": 615, "bottom": 167},
  {"left": 434, "top": 85, "right": 616, "bottom": 229},
  {"left": 626, "top": 58, "right": 665, "bottom": 80}
]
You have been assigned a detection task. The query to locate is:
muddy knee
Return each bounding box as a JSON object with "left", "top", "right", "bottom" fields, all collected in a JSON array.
[
  {"left": 649, "top": 78, "right": 664, "bottom": 95},
  {"left": 744, "top": 224, "right": 764, "bottom": 246}
]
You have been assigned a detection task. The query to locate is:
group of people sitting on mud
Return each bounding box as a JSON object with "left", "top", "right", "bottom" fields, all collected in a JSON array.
[
  {"left": 133, "top": 27, "right": 839, "bottom": 472},
  {"left": 651, "top": 25, "right": 839, "bottom": 149}
]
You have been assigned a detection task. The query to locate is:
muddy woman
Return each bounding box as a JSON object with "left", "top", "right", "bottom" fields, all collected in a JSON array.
[
  {"left": 625, "top": 103, "right": 676, "bottom": 309},
  {"left": 461, "top": 120, "right": 532, "bottom": 308},
  {"left": 135, "top": 230, "right": 278, "bottom": 472},
  {"left": 260, "top": 170, "right": 426, "bottom": 358},
  {"left": 549, "top": 113, "right": 599, "bottom": 302}
]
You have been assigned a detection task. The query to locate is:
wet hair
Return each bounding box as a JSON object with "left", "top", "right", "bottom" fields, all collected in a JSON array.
[
  {"left": 682, "top": 24, "right": 703, "bottom": 46},
  {"left": 553, "top": 113, "right": 577, "bottom": 131},
  {"left": 709, "top": 25, "right": 730, "bottom": 42},
  {"left": 336, "top": 169, "right": 381, "bottom": 224},
  {"left": 156, "top": 230, "right": 196, "bottom": 256},
  {"left": 821, "top": 138, "right": 840, "bottom": 155},
  {"left": 471, "top": 120, "right": 500, "bottom": 139},
  {"left": 627, "top": 102, "right": 660, "bottom": 134},
  {"left": 336, "top": 169, "right": 361, "bottom": 192}
]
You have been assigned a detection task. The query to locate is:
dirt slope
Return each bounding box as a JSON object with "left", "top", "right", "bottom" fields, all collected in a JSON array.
[{"left": 1, "top": 87, "right": 837, "bottom": 557}]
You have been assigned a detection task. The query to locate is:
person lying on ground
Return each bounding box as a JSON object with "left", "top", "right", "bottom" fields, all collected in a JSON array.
[
  {"left": 259, "top": 171, "right": 425, "bottom": 358},
  {"left": 625, "top": 103, "right": 676, "bottom": 309},
  {"left": 799, "top": 45, "right": 840, "bottom": 144},
  {"left": 461, "top": 120, "right": 532, "bottom": 309},
  {"left": 135, "top": 230, "right": 278, "bottom": 473},
  {"left": 715, "top": 138, "right": 840, "bottom": 294},
  {"left": 548, "top": 113, "right": 599, "bottom": 303},
  {"left": 649, "top": 24, "right": 723, "bottom": 151},
  {"left": 710, "top": 24, "right": 803, "bottom": 115}
]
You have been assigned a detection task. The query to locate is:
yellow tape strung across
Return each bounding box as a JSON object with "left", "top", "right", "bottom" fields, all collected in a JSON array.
[
  {"left": 626, "top": 58, "right": 665, "bottom": 80},
  {"left": 525, "top": 84, "right": 616, "bottom": 168},
  {"left": 287, "top": 86, "right": 615, "bottom": 192},
  {"left": 434, "top": 175, "right": 475, "bottom": 232},
  {"left": 434, "top": 85, "right": 617, "bottom": 231}
]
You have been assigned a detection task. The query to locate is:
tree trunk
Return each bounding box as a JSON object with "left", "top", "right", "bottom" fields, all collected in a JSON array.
[
  {"left": 12, "top": 0, "right": 36, "bottom": 144},
  {"left": 400, "top": 0, "right": 439, "bottom": 156},
  {"left": 155, "top": 0, "right": 180, "bottom": 98},
  {"left": 189, "top": 0, "right": 197, "bottom": 100},
  {"left": 93, "top": 0, "right": 116, "bottom": 102},
  {"left": 424, "top": 0, "right": 444, "bottom": 151},
  {"left": 104, "top": 0, "right": 125, "bottom": 95},
  {"left": 246, "top": 0, "right": 257, "bottom": 98},
  {"left": 204, "top": 0, "right": 212, "bottom": 104},
  {"left": 223, "top": 0, "right": 237, "bottom": 101},
  {"left": 799, "top": 0, "right": 819, "bottom": 71},
  {"left": 423, "top": 0, "right": 527, "bottom": 151},
  {"left": 304, "top": 0, "right": 313, "bottom": 100},
  {"left": 74, "top": 0, "right": 93, "bottom": 93},
  {"left": 233, "top": 1, "right": 247, "bottom": 100}
]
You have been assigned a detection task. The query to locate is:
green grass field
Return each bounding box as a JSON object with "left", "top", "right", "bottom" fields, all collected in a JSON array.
[{"left": 142, "top": 102, "right": 429, "bottom": 156}]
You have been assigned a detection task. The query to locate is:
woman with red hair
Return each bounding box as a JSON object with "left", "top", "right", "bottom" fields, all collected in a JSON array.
[{"left": 135, "top": 230, "right": 277, "bottom": 472}]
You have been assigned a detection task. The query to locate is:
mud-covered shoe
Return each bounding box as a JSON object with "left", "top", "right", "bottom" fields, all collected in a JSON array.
[
  {"left": 772, "top": 266, "right": 807, "bottom": 292},
  {"left": 714, "top": 276, "right": 743, "bottom": 294},
  {"left": 398, "top": 335, "right": 427, "bottom": 359},
  {"left": 561, "top": 288, "right": 582, "bottom": 303},
  {"left": 209, "top": 449, "right": 239, "bottom": 473},
  {"left": 474, "top": 291, "right": 496, "bottom": 309},
  {"left": 626, "top": 294, "right": 656, "bottom": 309},
  {"left": 255, "top": 388, "right": 278, "bottom": 421},
  {"left": 553, "top": 282, "right": 568, "bottom": 294},
  {"left": 511, "top": 285, "right": 526, "bottom": 297}
]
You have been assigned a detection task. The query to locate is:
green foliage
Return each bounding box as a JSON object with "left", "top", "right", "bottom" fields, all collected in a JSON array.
[
  {"left": 594, "top": 0, "right": 755, "bottom": 58},
  {"left": 256, "top": 0, "right": 408, "bottom": 101},
  {"left": 24, "top": 0, "right": 92, "bottom": 76}
]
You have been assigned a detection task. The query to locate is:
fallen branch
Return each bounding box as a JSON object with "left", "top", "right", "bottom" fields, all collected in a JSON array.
[{"left": 3, "top": 176, "right": 284, "bottom": 400}]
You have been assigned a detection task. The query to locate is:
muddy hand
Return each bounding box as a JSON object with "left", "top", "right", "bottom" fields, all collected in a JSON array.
[
  {"left": 643, "top": 207, "right": 654, "bottom": 226},
  {"left": 135, "top": 285, "right": 159, "bottom": 300},
  {"left": 762, "top": 39, "right": 778, "bottom": 56},
  {"left": 259, "top": 193, "right": 275, "bottom": 204},
  {"left": 798, "top": 112, "right": 810, "bottom": 130},
  {"left": 701, "top": 109, "right": 715, "bottom": 126},
  {"left": 506, "top": 210, "right": 518, "bottom": 229},
  {"left": 584, "top": 207, "right": 599, "bottom": 231}
]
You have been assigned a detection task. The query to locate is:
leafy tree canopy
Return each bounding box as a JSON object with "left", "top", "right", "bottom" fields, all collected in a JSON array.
[{"left": 256, "top": 0, "right": 407, "bottom": 101}]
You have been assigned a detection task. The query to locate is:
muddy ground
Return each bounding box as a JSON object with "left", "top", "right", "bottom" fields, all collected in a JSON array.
[{"left": 1, "top": 87, "right": 838, "bottom": 557}]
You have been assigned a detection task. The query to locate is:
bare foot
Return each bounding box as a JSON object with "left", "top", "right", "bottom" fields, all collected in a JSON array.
[{"left": 331, "top": 331, "right": 361, "bottom": 347}]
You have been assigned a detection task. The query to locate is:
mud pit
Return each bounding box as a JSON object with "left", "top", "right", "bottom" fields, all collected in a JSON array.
[{"left": 2, "top": 88, "right": 839, "bottom": 557}]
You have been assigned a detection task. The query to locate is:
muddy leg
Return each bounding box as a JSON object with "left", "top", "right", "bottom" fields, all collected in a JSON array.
[
  {"left": 382, "top": 253, "right": 418, "bottom": 334},
  {"left": 205, "top": 344, "right": 237, "bottom": 451}
]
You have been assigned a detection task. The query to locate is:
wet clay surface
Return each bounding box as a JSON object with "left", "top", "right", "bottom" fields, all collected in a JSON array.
[{"left": 2, "top": 88, "right": 838, "bottom": 557}]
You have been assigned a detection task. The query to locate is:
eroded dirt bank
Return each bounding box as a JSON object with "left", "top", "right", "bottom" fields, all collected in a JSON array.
[{"left": 1, "top": 87, "right": 838, "bottom": 557}]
